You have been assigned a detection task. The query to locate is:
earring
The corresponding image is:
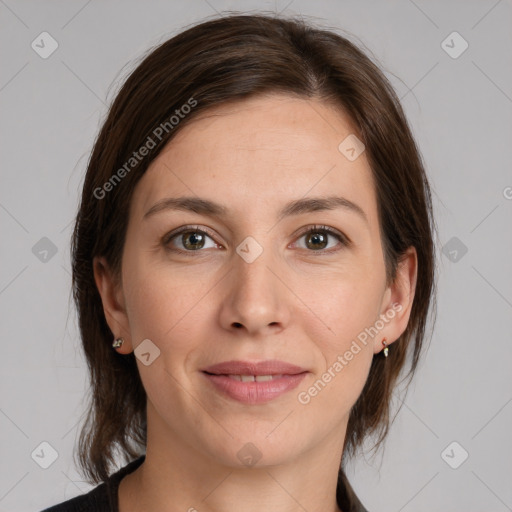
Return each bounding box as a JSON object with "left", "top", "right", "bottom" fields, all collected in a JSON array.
[
  {"left": 112, "top": 337, "right": 124, "bottom": 348},
  {"left": 382, "top": 338, "right": 389, "bottom": 357}
]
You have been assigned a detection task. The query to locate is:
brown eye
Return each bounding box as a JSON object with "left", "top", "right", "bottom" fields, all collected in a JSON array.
[
  {"left": 294, "top": 225, "right": 349, "bottom": 253},
  {"left": 304, "top": 231, "right": 329, "bottom": 250},
  {"left": 180, "top": 231, "right": 206, "bottom": 250},
  {"left": 163, "top": 226, "right": 220, "bottom": 253}
]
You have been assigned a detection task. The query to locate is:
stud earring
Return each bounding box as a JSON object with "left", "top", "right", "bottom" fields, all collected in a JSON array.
[
  {"left": 382, "top": 338, "right": 389, "bottom": 357},
  {"left": 112, "top": 337, "right": 124, "bottom": 348}
]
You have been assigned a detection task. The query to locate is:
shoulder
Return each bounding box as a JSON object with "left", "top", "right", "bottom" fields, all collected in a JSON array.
[
  {"left": 40, "top": 455, "right": 146, "bottom": 512},
  {"left": 40, "top": 482, "right": 109, "bottom": 511},
  {"left": 337, "top": 468, "right": 370, "bottom": 512}
]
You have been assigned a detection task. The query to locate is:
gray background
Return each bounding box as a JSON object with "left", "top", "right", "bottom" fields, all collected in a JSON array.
[{"left": 1, "top": 1, "right": 511, "bottom": 511}]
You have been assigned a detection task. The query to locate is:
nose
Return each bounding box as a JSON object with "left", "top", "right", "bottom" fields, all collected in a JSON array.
[{"left": 218, "top": 242, "right": 291, "bottom": 337}]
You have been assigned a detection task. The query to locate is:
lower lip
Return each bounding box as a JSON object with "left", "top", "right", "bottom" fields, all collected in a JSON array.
[{"left": 202, "top": 372, "right": 308, "bottom": 404}]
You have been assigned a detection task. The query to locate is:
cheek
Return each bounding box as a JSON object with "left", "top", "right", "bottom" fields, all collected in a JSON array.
[
  {"left": 123, "top": 261, "right": 193, "bottom": 343},
  {"left": 295, "top": 278, "right": 377, "bottom": 411},
  {"left": 298, "top": 347, "right": 373, "bottom": 429},
  {"left": 122, "top": 268, "right": 206, "bottom": 398},
  {"left": 292, "top": 272, "right": 381, "bottom": 406},
  {"left": 295, "top": 269, "right": 383, "bottom": 349}
]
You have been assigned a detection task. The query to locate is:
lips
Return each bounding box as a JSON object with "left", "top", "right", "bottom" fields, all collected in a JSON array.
[
  {"left": 201, "top": 359, "right": 307, "bottom": 376},
  {"left": 201, "top": 360, "right": 308, "bottom": 404}
]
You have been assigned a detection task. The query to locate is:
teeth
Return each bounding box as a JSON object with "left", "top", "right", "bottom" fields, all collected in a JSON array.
[
  {"left": 255, "top": 375, "right": 273, "bottom": 382},
  {"left": 226, "top": 374, "right": 283, "bottom": 382}
]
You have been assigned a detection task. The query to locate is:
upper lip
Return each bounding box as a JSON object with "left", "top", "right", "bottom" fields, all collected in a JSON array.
[{"left": 201, "top": 359, "right": 307, "bottom": 376}]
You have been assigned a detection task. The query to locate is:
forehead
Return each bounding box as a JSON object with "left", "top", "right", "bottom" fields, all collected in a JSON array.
[{"left": 131, "top": 94, "right": 377, "bottom": 225}]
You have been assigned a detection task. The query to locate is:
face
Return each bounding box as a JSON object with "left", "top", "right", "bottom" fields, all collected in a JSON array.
[{"left": 95, "top": 94, "right": 416, "bottom": 469}]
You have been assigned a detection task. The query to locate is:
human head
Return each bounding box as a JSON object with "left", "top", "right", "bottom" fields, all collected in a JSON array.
[{"left": 72, "top": 13, "right": 436, "bottom": 483}]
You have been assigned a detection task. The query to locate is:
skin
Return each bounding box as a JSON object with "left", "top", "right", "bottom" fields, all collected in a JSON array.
[{"left": 94, "top": 94, "right": 417, "bottom": 512}]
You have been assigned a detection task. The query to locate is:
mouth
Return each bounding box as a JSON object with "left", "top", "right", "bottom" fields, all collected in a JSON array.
[
  {"left": 205, "top": 373, "right": 285, "bottom": 382},
  {"left": 201, "top": 360, "right": 308, "bottom": 404}
]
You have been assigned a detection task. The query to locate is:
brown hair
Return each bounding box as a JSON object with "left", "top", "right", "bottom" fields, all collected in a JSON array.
[{"left": 71, "top": 13, "right": 436, "bottom": 487}]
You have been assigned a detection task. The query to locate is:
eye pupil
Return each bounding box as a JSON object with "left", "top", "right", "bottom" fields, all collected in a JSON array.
[
  {"left": 306, "top": 232, "right": 328, "bottom": 250},
  {"left": 183, "top": 231, "right": 205, "bottom": 250}
]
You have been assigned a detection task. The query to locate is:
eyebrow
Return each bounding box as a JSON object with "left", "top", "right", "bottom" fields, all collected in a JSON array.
[{"left": 143, "top": 195, "right": 368, "bottom": 224}]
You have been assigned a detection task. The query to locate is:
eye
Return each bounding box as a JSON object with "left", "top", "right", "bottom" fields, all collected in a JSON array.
[
  {"left": 162, "top": 224, "right": 350, "bottom": 256},
  {"left": 292, "top": 225, "right": 349, "bottom": 253},
  {"left": 163, "top": 225, "right": 221, "bottom": 253}
]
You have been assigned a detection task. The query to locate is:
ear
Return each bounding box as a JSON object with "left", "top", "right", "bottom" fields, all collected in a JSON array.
[
  {"left": 373, "top": 246, "right": 418, "bottom": 354},
  {"left": 93, "top": 256, "right": 133, "bottom": 354}
]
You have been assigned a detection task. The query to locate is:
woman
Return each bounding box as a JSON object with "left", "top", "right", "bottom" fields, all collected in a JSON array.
[{"left": 42, "top": 13, "right": 436, "bottom": 512}]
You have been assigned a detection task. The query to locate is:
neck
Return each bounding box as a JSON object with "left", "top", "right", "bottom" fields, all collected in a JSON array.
[{"left": 119, "top": 402, "right": 346, "bottom": 512}]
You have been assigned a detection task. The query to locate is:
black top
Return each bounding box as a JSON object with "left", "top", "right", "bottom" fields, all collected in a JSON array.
[
  {"left": 41, "top": 455, "right": 368, "bottom": 512},
  {"left": 40, "top": 456, "right": 145, "bottom": 512}
]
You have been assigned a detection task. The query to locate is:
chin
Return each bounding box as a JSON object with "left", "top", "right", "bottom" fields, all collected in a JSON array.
[{"left": 202, "top": 428, "right": 309, "bottom": 469}]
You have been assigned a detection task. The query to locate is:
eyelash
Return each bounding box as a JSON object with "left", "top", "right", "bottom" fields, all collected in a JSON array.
[{"left": 162, "top": 224, "right": 350, "bottom": 256}]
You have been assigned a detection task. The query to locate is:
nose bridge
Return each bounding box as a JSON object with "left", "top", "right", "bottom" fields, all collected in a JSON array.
[
  {"left": 220, "top": 233, "right": 290, "bottom": 334},
  {"left": 233, "top": 235, "right": 279, "bottom": 304}
]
